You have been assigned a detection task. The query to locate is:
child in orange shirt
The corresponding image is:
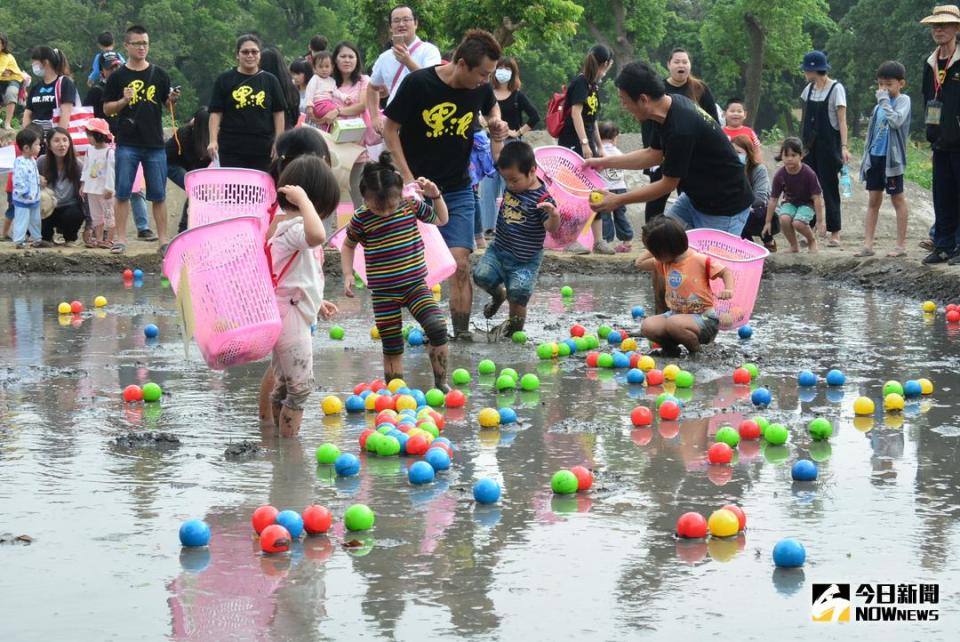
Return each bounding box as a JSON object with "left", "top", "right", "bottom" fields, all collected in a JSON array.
[{"left": 633, "top": 217, "right": 733, "bottom": 355}]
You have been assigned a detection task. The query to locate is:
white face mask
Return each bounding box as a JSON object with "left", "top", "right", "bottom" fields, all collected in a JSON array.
[
  {"left": 32, "top": 63, "right": 44, "bottom": 76},
  {"left": 494, "top": 68, "right": 512, "bottom": 84}
]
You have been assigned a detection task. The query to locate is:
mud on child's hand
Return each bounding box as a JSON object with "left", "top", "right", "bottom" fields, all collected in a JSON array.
[
  {"left": 318, "top": 300, "right": 339, "bottom": 320},
  {"left": 343, "top": 279, "right": 355, "bottom": 298},
  {"left": 718, "top": 289, "right": 734, "bottom": 300}
]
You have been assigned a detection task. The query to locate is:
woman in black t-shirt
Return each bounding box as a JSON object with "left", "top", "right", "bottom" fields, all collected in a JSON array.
[
  {"left": 22, "top": 46, "right": 76, "bottom": 135},
  {"left": 208, "top": 35, "right": 288, "bottom": 173}
]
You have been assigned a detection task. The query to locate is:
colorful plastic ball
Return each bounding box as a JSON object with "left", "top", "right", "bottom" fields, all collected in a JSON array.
[
  {"left": 275, "top": 510, "right": 304, "bottom": 539},
  {"left": 511, "top": 330, "right": 527, "bottom": 344},
  {"left": 57, "top": 302, "right": 72, "bottom": 315},
  {"left": 772, "top": 538, "right": 806, "bottom": 567},
  {"left": 259, "top": 524, "right": 291, "bottom": 554},
  {"left": 738, "top": 420, "right": 761, "bottom": 440},
  {"left": 882, "top": 380, "right": 904, "bottom": 397},
  {"left": 707, "top": 442, "right": 734, "bottom": 464},
  {"left": 631, "top": 406, "right": 654, "bottom": 426},
  {"left": 252, "top": 505, "right": 279, "bottom": 534},
  {"left": 494, "top": 374, "right": 515, "bottom": 391},
  {"left": 370, "top": 326, "right": 380, "bottom": 340},
  {"left": 557, "top": 342, "right": 572, "bottom": 357},
  {"left": 473, "top": 478, "right": 501, "bottom": 504},
  {"left": 143, "top": 323, "right": 160, "bottom": 339},
  {"left": 948, "top": 310, "right": 960, "bottom": 323},
  {"left": 315, "top": 443, "right": 340, "bottom": 464},
  {"left": 754, "top": 416, "right": 770, "bottom": 436},
  {"left": 807, "top": 418, "right": 833, "bottom": 441},
  {"left": 421, "top": 388, "right": 442, "bottom": 408},
  {"left": 631, "top": 305, "right": 646, "bottom": 319},
  {"left": 130, "top": 268, "right": 143, "bottom": 280},
  {"left": 597, "top": 353, "right": 614, "bottom": 369},
  {"left": 751, "top": 387, "right": 772, "bottom": 407},
  {"left": 536, "top": 343, "right": 554, "bottom": 360},
  {"left": 344, "top": 504, "right": 375, "bottom": 531},
  {"left": 730, "top": 368, "right": 751, "bottom": 385},
  {"left": 765, "top": 423, "right": 789, "bottom": 445},
  {"left": 903, "top": 380, "right": 922, "bottom": 397},
  {"left": 798, "top": 370, "right": 817, "bottom": 386},
  {"left": 395, "top": 394, "right": 417, "bottom": 411},
  {"left": 715, "top": 426, "right": 740, "bottom": 448},
  {"left": 405, "top": 329, "right": 423, "bottom": 346},
  {"left": 708, "top": 509, "right": 740, "bottom": 538},
  {"left": 645, "top": 369, "right": 665, "bottom": 386},
  {"left": 659, "top": 400, "right": 681, "bottom": 421},
  {"left": 721, "top": 504, "right": 747, "bottom": 531},
  {"left": 478, "top": 359, "right": 497, "bottom": 375},
  {"left": 444, "top": 389, "right": 465, "bottom": 408},
  {"left": 497, "top": 407, "right": 518, "bottom": 425},
  {"left": 737, "top": 325, "right": 753, "bottom": 339},
  {"left": 122, "top": 384, "right": 143, "bottom": 402},
  {"left": 638, "top": 356, "right": 656, "bottom": 372},
  {"left": 376, "top": 435, "right": 401, "bottom": 456},
  {"left": 405, "top": 433, "right": 430, "bottom": 455},
  {"left": 825, "top": 369, "right": 845, "bottom": 386},
  {"left": 853, "top": 396, "right": 875, "bottom": 416},
  {"left": 375, "top": 395, "right": 396, "bottom": 413},
  {"left": 369, "top": 379, "right": 387, "bottom": 392},
  {"left": 676, "top": 512, "right": 708, "bottom": 538},
  {"left": 791, "top": 459, "right": 818, "bottom": 481},
  {"left": 386, "top": 378, "right": 406, "bottom": 394},
  {"left": 334, "top": 453, "right": 361, "bottom": 476},
  {"left": 478, "top": 407, "right": 500, "bottom": 429},
  {"left": 585, "top": 335, "right": 600, "bottom": 349},
  {"left": 598, "top": 325, "right": 613, "bottom": 339},
  {"left": 142, "top": 382, "right": 162, "bottom": 402},
  {"left": 607, "top": 330, "right": 623, "bottom": 345},
  {"left": 179, "top": 519, "right": 211, "bottom": 547},
  {"left": 341, "top": 395, "right": 363, "bottom": 413},
  {"left": 551, "top": 470, "right": 579, "bottom": 495},
  {"left": 365, "top": 432, "right": 384, "bottom": 453},
  {"left": 949, "top": 303, "right": 959, "bottom": 312},
  {"left": 429, "top": 441, "right": 453, "bottom": 460},
  {"left": 570, "top": 465, "right": 593, "bottom": 491},
  {"left": 408, "top": 460, "right": 435, "bottom": 485},
  {"left": 94, "top": 295, "right": 108, "bottom": 308},
  {"left": 626, "top": 368, "right": 645, "bottom": 384},
  {"left": 320, "top": 395, "right": 342, "bottom": 415},
  {"left": 561, "top": 285, "right": 574, "bottom": 297},
  {"left": 418, "top": 422, "right": 440, "bottom": 439},
  {"left": 917, "top": 378, "right": 934, "bottom": 395},
  {"left": 621, "top": 337, "right": 638, "bottom": 352},
  {"left": 123, "top": 269, "right": 134, "bottom": 280},
  {"left": 329, "top": 325, "right": 345, "bottom": 340},
  {"left": 662, "top": 364, "right": 680, "bottom": 381},
  {"left": 585, "top": 352, "right": 600, "bottom": 367},
  {"left": 302, "top": 505, "right": 333, "bottom": 535},
  {"left": 675, "top": 370, "right": 694, "bottom": 388},
  {"left": 570, "top": 323, "right": 586, "bottom": 337},
  {"left": 922, "top": 300, "right": 937, "bottom": 313},
  {"left": 740, "top": 363, "right": 760, "bottom": 379},
  {"left": 452, "top": 368, "right": 471, "bottom": 385},
  {"left": 511, "top": 374, "right": 537, "bottom": 393},
  {"left": 612, "top": 352, "right": 630, "bottom": 369},
  {"left": 884, "top": 393, "right": 905, "bottom": 412},
  {"left": 424, "top": 447, "right": 451, "bottom": 471},
  {"left": 69, "top": 300, "right": 84, "bottom": 314}
]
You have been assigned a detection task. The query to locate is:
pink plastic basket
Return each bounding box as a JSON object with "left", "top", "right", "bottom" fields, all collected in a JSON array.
[
  {"left": 162, "top": 216, "right": 281, "bottom": 370},
  {"left": 686, "top": 229, "right": 769, "bottom": 330},
  {"left": 185, "top": 168, "right": 276, "bottom": 230},
  {"left": 534, "top": 146, "right": 606, "bottom": 248}
]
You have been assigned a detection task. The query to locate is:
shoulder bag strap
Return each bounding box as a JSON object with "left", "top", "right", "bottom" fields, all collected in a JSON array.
[{"left": 389, "top": 40, "right": 423, "bottom": 95}]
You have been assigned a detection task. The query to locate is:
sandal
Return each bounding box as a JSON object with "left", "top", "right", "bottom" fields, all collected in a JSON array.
[
  {"left": 84, "top": 240, "right": 99, "bottom": 249},
  {"left": 110, "top": 242, "right": 127, "bottom": 254},
  {"left": 886, "top": 248, "right": 907, "bottom": 258},
  {"left": 827, "top": 240, "right": 842, "bottom": 248},
  {"left": 853, "top": 248, "right": 875, "bottom": 258}
]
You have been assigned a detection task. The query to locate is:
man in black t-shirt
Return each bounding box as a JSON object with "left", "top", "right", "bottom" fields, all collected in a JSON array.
[
  {"left": 383, "top": 29, "right": 508, "bottom": 341},
  {"left": 103, "top": 24, "right": 180, "bottom": 254}
]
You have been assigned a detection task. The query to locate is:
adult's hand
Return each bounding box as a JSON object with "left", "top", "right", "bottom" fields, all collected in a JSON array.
[
  {"left": 583, "top": 157, "right": 608, "bottom": 170},
  {"left": 370, "top": 112, "right": 384, "bottom": 135},
  {"left": 589, "top": 190, "right": 619, "bottom": 212},
  {"left": 207, "top": 141, "right": 219, "bottom": 159},
  {"left": 487, "top": 118, "right": 508, "bottom": 141},
  {"left": 581, "top": 143, "right": 593, "bottom": 159},
  {"left": 392, "top": 43, "right": 413, "bottom": 67}
]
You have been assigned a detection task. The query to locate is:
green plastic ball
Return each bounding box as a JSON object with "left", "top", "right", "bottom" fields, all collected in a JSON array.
[
  {"left": 585, "top": 335, "right": 600, "bottom": 349},
  {"left": 765, "top": 423, "right": 789, "bottom": 445},
  {"left": 655, "top": 392, "right": 672, "bottom": 408},
  {"left": 557, "top": 343, "right": 572, "bottom": 357},
  {"left": 478, "top": 359, "right": 497, "bottom": 375},
  {"left": 882, "top": 380, "right": 904, "bottom": 397},
  {"left": 520, "top": 373, "right": 541, "bottom": 391},
  {"left": 365, "top": 432, "right": 384, "bottom": 452},
  {"left": 808, "top": 418, "right": 833, "bottom": 441},
  {"left": 402, "top": 325, "right": 413, "bottom": 339},
  {"left": 329, "top": 325, "right": 345, "bottom": 340},
  {"left": 376, "top": 435, "right": 401, "bottom": 456},
  {"left": 741, "top": 363, "right": 759, "bottom": 379},
  {"left": 425, "top": 388, "right": 446, "bottom": 407},
  {"left": 551, "top": 470, "right": 579, "bottom": 495},
  {"left": 500, "top": 368, "right": 518, "bottom": 381},
  {"left": 142, "top": 382, "right": 162, "bottom": 402},
  {"left": 560, "top": 285, "right": 574, "bottom": 297},
  {"left": 598, "top": 325, "right": 613, "bottom": 339},
  {"left": 715, "top": 426, "right": 741, "bottom": 448},
  {"left": 574, "top": 337, "right": 589, "bottom": 352},
  {"left": 754, "top": 416, "right": 770, "bottom": 437},
  {"left": 536, "top": 343, "right": 554, "bottom": 360},
  {"left": 377, "top": 425, "right": 392, "bottom": 434},
  {"left": 597, "top": 353, "right": 614, "bottom": 368},
  {"left": 419, "top": 422, "right": 440, "bottom": 438},
  {"left": 512, "top": 331, "right": 527, "bottom": 344},
  {"left": 675, "top": 370, "right": 694, "bottom": 388},
  {"left": 344, "top": 504, "right": 376, "bottom": 531},
  {"left": 315, "top": 443, "right": 340, "bottom": 464},
  {"left": 452, "top": 368, "right": 471, "bottom": 385},
  {"left": 496, "top": 374, "right": 516, "bottom": 391}
]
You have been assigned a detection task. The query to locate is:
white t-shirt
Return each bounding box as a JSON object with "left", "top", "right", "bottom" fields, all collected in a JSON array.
[
  {"left": 270, "top": 216, "right": 325, "bottom": 324},
  {"left": 369, "top": 38, "right": 442, "bottom": 104},
  {"left": 800, "top": 81, "right": 847, "bottom": 131},
  {"left": 80, "top": 146, "right": 115, "bottom": 195},
  {"left": 304, "top": 75, "right": 336, "bottom": 108},
  {"left": 601, "top": 142, "right": 627, "bottom": 191}
]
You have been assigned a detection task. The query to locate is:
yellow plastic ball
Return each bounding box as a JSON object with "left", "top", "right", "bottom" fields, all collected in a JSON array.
[
  {"left": 364, "top": 393, "right": 380, "bottom": 411},
  {"left": 94, "top": 296, "right": 108, "bottom": 308},
  {"left": 707, "top": 508, "right": 740, "bottom": 538},
  {"left": 57, "top": 302, "right": 71, "bottom": 315},
  {"left": 550, "top": 342, "right": 560, "bottom": 358},
  {"left": 321, "top": 395, "right": 343, "bottom": 415},
  {"left": 621, "top": 337, "right": 638, "bottom": 352},
  {"left": 478, "top": 407, "right": 501, "bottom": 428},
  {"left": 431, "top": 283, "right": 441, "bottom": 294},
  {"left": 883, "top": 393, "right": 905, "bottom": 412},
  {"left": 370, "top": 326, "right": 380, "bottom": 340},
  {"left": 387, "top": 378, "right": 406, "bottom": 394},
  {"left": 918, "top": 378, "right": 934, "bottom": 395},
  {"left": 663, "top": 364, "right": 681, "bottom": 381},
  {"left": 589, "top": 191, "right": 603, "bottom": 204},
  {"left": 922, "top": 300, "right": 937, "bottom": 313},
  {"left": 395, "top": 394, "right": 417, "bottom": 411},
  {"left": 638, "top": 356, "right": 656, "bottom": 372},
  {"left": 417, "top": 408, "right": 433, "bottom": 421},
  {"left": 853, "top": 396, "right": 875, "bottom": 416}
]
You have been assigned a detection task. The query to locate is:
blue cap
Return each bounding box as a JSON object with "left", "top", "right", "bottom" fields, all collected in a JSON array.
[{"left": 801, "top": 50, "right": 830, "bottom": 72}]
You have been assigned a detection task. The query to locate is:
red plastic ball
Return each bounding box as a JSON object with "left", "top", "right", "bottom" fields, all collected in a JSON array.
[
  {"left": 359, "top": 428, "right": 376, "bottom": 449},
  {"left": 252, "top": 505, "right": 280, "bottom": 534},
  {"left": 445, "top": 389, "right": 465, "bottom": 408},
  {"left": 732, "top": 367, "right": 752, "bottom": 384},
  {"left": 302, "top": 505, "right": 333, "bottom": 535},
  {"left": 948, "top": 303, "right": 958, "bottom": 313},
  {"left": 260, "top": 524, "right": 292, "bottom": 553},
  {"left": 722, "top": 504, "right": 747, "bottom": 531},
  {"left": 122, "top": 384, "right": 143, "bottom": 402},
  {"left": 570, "top": 324, "right": 586, "bottom": 337},
  {"left": 123, "top": 269, "right": 134, "bottom": 279},
  {"left": 585, "top": 352, "right": 600, "bottom": 367},
  {"left": 396, "top": 424, "right": 411, "bottom": 433},
  {"left": 629, "top": 353, "right": 641, "bottom": 368},
  {"left": 428, "top": 410, "right": 445, "bottom": 431},
  {"left": 405, "top": 433, "right": 429, "bottom": 456},
  {"left": 353, "top": 382, "right": 370, "bottom": 395},
  {"left": 630, "top": 406, "right": 654, "bottom": 426},
  {"left": 374, "top": 394, "right": 396, "bottom": 412},
  {"left": 738, "top": 420, "right": 761, "bottom": 440},
  {"left": 369, "top": 379, "right": 386, "bottom": 392},
  {"left": 707, "top": 442, "right": 734, "bottom": 464},
  {"left": 570, "top": 465, "right": 593, "bottom": 491},
  {"left": 70, "top": 300, "right": 84, "bottom": 314},
  {"left": 947, "top": 310, "right": 960, "bottom": 323},
  {"left": 659, "top": 400, "right": 680, "bottom": 420},
  {"left": 646, "top": 369, "right": 665, "bottom": 386},
  {"left": 676, "top": 511, "right": 708, "bottom": 538},
  {"left": 375, "top": 411, "right": 398, "bottom": 425}
]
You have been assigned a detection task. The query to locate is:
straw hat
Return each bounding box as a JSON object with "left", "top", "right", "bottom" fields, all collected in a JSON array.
[{"left": 921, "top": 5, "right": 960, "bottom": 24}]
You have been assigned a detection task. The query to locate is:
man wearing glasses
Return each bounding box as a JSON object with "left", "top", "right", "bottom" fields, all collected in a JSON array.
[
  {"left": 366, "top": 5, "right": 442, "bottom": 135},
  {"left": 103, "top": 24, "right": 179, "bottom": 254}
]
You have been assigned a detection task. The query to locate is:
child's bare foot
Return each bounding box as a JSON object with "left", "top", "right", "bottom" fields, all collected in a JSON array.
[
  {"left": 788, "top": 245, "right": 800, "bottom": 253},
  {"left": 808, "top": 239, "right": 819, "bottom": 253}
]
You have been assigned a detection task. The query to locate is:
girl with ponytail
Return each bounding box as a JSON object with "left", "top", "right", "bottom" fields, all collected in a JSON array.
[{"left": 23, "top": 46, "right": 76, "bottom": 132}]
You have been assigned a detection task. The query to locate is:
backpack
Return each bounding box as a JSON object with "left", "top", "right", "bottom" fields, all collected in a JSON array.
[{"left": 545, "top": 84, "right": 568, "bottom": 138}]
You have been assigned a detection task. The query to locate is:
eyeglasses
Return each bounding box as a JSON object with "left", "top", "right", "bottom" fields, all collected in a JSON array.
[
  {"left": 127, "top": 41, "right": 149, "bottom": 48},
  {"left": 239, "top": 49, "right": 260, "bottom": 55},
  {"left": 391, "top": 17, "right": 415, "bottom": 24}
]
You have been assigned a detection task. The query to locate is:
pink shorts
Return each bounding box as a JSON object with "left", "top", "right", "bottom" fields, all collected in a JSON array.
[{"left": 86, "top": 193, "right": 115, "bottom": 228}]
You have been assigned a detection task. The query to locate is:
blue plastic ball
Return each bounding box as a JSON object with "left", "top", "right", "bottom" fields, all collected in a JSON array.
[
  {"left": 631, "top": 306, "right": 646, "bottom": 319},
  {"left": 607, "top": 331, "right": 623, "bottom": 345},
  {"left": 473, "top": 478, "right": 502, "bottom": 504},
  {"left": 825, "top": 369, "right": 846, "bottom": 386},
  {"left": 797, "top": 370, "right": 817, "bottom": 387},
  {"left": 612, "top": 352, "right": 630, "bottom": 368},
  {"left": 563, "top": 338, "right": 578, "bottom": 354},
  {"left": 396, "top": 433, "right": 409, "bottom": 455},
  {"left": 738, "top": 325, "right": 753, "bottom": 339},
  {"left": 275, "top": 510, "right": 304, "bottom": 539},
  {"left": 903, "top": 380, "right": 922, "bottom": 397},
  {"left": 408, "top": 460, "right": 435, "bottom": 485},
  {"left": 772, "top": 538, "right": 806, "bottom": 568},
  {"left": 411, "top": 390, "right": 427, "bottom": 407},
  {"left": 133, "top": 269, "right": 144, "bottom": 280},
  {"left": 359, "top": 389, "right": 373, "bottom": 400},
  {"left": 626, "top": 368, "right": 645, "bottom": 384},
  {"left": 334, "top": 453, "right": 361, "bottom": 477},
  {"left": 751, "top": 387, "right": 772, "bottom": 407},
  {"left": 407, "top": 329, "right": 425, "bottom": 346},
  {"left": 498, "top": 407, "right": 518, "bottom": 424},
  {"left": 791, "top": 459, "right": 818, "bottom": 481},
  {"left": 424, "top": 447, "right": 451, "bottom": 471},
  {"left": 178, "top": 519, "right": 211, "bottom": 547},
  {"left": 395, "top": 386, "right": 412, "bottom": 396},
  {"left": 144, "top": 324, "right": 159, "bottom": 339},
  {"left": 432, "top": 437, "right": 451, "bottom": 447},
  {"left": 345, "top": 395, "right": 365, "bottom": 413}
]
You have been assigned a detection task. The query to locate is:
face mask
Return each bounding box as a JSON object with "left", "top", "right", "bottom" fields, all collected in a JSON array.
[
  {"left": 32, "top": 63, "right": 44, "bottom": 76},
  {"left": 495, "top": 68, "right": 512, "bottom": 84},
  {"left": 737, "top": 152, "right": 747, "bottom": 165}
]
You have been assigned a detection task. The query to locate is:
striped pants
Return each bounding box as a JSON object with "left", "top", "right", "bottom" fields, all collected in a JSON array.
[{"left": 372, "top": 281, "right": 448, "bottom": 355}]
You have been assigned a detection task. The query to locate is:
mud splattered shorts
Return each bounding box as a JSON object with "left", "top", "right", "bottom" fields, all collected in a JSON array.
[{"left": 271, "top": 296, "right": 315, "bottom": 410}]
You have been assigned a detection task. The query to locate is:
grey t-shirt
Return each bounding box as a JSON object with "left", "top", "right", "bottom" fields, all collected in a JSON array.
[
  {"left": 37, "top": 155, "right": 80, "bottom": 207},
  {"left": 800, "top": 81, "right": 847, "bottom": 131}
]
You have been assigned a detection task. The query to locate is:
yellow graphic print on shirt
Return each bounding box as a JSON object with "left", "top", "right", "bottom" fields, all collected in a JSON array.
[
  {"left": 127, "top": 80, "right": 157, "bottom": 105},
  {"left": 585, "top": 92, "right": 599, "bottom": 116},
  {"left": 501, "top": 193, "right": 524, "bottom": 224},
  {"left": 232, "top": 85, "right": 266, "bottom": 109},
  {"left": 422, "top": 102, "right": 474, "bottom": 139}
]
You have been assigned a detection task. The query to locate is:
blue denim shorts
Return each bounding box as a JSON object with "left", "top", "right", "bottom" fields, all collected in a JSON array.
[
  {"left": 115, "top": 145, "right": 168, "bottom": 202},
  {"left": 472, "top": 243, "right": 543, "bottom": 306},
  {"left": 666, "top": 193, "right": 750, "bottom": 236},
  {"left": 438, "top": 187, "right": 476, "bottom": 251},
  {"left": 662, "top": 310, "right": 720, "bottom": 345}
]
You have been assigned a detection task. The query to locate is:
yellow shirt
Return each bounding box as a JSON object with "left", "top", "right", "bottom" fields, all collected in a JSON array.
[{"left": 0, "top": 52, "right": 24, "bottom": 82}]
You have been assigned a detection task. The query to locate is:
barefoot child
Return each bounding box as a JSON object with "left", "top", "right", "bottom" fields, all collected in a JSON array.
[
  {"left": 80, "top": 118, "right": 115, "bottom": 248},
  {"left": 266, "top": 155, "right": 339, "bottom": 437},
  {"left": 856, "top": 61, "right": 911, "bottom": 258},
  {"left": 473, "top": 141, "right": 559, "bottom": 337},
  {"left": 763, "top": 137, "right": 825, "bottom": 253},
  {"left": 341, "top": 152, "right": 451, "bottom": 388},
  {"left": 633, "top": 217, "right": 733, "bottom": 356}
]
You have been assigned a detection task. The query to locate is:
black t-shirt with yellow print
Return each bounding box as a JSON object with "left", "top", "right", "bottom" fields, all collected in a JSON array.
[
  {"left": 209, "top": 69, "right": 287, "bottom": 150},
  {"left": 559, "top": 74, "right": 600, "bottom": 142},
  {"left": 103, "top": 64, "right": 172, "bottom": 148}
]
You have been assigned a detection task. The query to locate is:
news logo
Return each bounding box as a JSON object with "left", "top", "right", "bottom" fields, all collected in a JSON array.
[
  {"left": 811, "top": 584, "right": 851, "bottom": 622},
  {"left": 811, "top": 582, "right": 940, "bottom": 623}
]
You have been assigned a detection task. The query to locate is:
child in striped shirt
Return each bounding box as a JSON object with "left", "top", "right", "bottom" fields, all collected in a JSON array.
[{"left": 341, "top": 151, "right": 451, "bottom": 388}]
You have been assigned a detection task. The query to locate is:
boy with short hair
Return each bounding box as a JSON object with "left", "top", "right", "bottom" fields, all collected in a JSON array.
[
  {"left": 11, "top": 127, "right": 43, "bottom": 248},
  {"left": 87, "top": 32, "right": 124, "bottom": 88},
  {"left": 473, "top": 141, "right": 560, "bottom": 337},
  {"left": 597, "top": 120, "right": 634, "bottom": 252},
  {"left": 856, "top": 61, "right": 911, "bottom": 258},
  {"left": 722, "top": 98, "right": 761, "bottom": 151}
]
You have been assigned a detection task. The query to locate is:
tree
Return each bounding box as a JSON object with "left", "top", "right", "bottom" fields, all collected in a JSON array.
[{"left": 579, "top": 0, "right": 668, "bottom": 66}]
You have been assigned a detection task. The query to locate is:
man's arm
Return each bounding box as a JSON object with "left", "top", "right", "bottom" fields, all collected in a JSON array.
[
  {"left": 586, "top": 147, "right": 664, "bottom": 171},
  {"left": 383, "top": 117, "right": 415, "bottom": 184}
]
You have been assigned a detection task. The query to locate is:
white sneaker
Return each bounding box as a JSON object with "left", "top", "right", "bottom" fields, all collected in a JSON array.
[
  {"left": 566, "top": 242, "right": 591, "bottom": 255},
  {"left": 593, "top": 239, "right": 616, "bottom": 255}
]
